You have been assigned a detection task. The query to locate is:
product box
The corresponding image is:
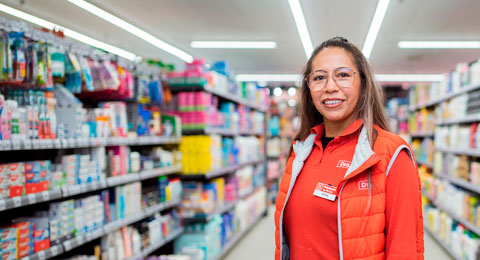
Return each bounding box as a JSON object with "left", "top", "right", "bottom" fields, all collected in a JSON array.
[
  {"left": 1, "top": 249, "right": 17, "bottom": 260},
  {"left": 8, "top": 163, "right": 24, "bottom": 197},
  {"left": 0, "top": 227, "right": 18, "bottom": 241},
  {"left": 1, "top": 239, "right": 17, "bottom": 252}
]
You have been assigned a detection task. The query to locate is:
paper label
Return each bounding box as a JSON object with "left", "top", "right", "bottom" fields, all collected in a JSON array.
[{"left": 313, "top": 182, "right": 337, "bottom": 201}]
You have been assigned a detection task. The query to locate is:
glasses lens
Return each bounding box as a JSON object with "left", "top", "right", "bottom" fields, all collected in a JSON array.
[
  {"left": 334, "top": 68, "right": 355, "bottom": 87},
  {"left": 308, "top": 71, "right": 328, "bottom": 91}
]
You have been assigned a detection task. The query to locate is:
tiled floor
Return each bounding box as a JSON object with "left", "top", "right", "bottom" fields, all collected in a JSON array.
[{"left": 224, "top": 206, "right": 453, "bottom": 260}]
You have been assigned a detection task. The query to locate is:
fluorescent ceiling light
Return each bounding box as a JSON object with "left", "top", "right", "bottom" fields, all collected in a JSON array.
[
  {"left": 287, "top": 0, "right": 313, "bottom": 59},
  {"left": 273, "top": 87, "right": 283, "bottom": 97},
  {"left": 288, "top": 87, "right": 297, "bottom": 96},
  {"left": 67, "top": 0, "right": 193, "bottom": 63},
  {"left": 191, "top": 41, "right": 277, "bottom": 49},
  {"left": 236, "top": 74, "right": 301, "bottom": 82},
  {"left": 398, "top": 41, "right": 480, "bottom": 49},
  {"left": 362, "top": 0, "right": 391, "bottom": 59},
  {"left": 0, "top": 3, "right": 137, "bottom": 60},
  {"left": 375, "top": 74, "right": 444, "bottom": 82}
]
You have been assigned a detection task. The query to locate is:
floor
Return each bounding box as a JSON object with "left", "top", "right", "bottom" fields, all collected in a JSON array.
[{"left": 224, "top": 206, "right": 453, "bottom": 260}]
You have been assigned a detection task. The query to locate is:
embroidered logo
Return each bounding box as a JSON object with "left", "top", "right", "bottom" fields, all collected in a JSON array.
[
  {"left": 358, "top": 180, "right": 369, "bottom": 190},
  {"left": 336, "top": 160, "right": 351, "bottom": 169}
]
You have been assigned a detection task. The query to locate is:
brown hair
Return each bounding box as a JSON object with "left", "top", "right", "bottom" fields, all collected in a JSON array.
[{"left": 293, "top": 36, "right": 390, "bottom": 146}]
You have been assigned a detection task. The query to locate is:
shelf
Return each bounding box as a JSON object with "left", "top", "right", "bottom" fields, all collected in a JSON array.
[
  {"left": 214, "top": 211, "right": 266, "bottom": 260},
  {"left": 416, "top": 160, "right": 433, "bottom": 169},
  {"left": 423, "top": 224, "right": 461, "bottom": 260},
  {"left": 181, "top": 158, "right": 266, "bottom": 179},
  {"left": 409, "top": 132, "right": 434, "bottom": 138},
  {"left": 127, "top": 227, "right": 184, "bottom": 260},
  {"left": 428, "top": 195, "right": 480, "bottom": 235},
  {"left": 0, "top": 166, "right": 182, "bottom": 213},
  {"left": 438, "top": 173, "right": 480, "bottom": 195},
  {"left": 409, "top": 82, "right": 480, "bottom": 111},
  {"left": 19, "top": 244, "right": 64, "bottom": 260},
  {"left": 54, "top": 199, "right": 181, "bottom": 259},
  {"left": 169, "top": 85, "right": 267, "bottom": 113},
  {"left": 437, "top": 113, "right": 480, "bottom": 125},
  {"left": 0, "top": 190, "right": 62, "bottom": 212},
  {"left": 0, "top": 136, "right": 180, "bottom": 151},
  {"left": 239, "top": 186, "right": 264, "bottom": 200},
  {"left": 182, "top": 128, "right": 264, "bottom": 137},
  {"left": 104, "top": 199, "right": 182, "bottom": 234},
  {"left": 435, "top": 146, "right": 480, "bottom": 157},
  {"left": 183, "top": 200, "right": 237, "bottom": 224}
]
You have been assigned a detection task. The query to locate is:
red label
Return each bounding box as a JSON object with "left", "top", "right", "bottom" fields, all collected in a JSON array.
[
  {"left": 315, "top": 182, "right": 337, "bottom": 194},
  {"left": 9, "top": 163, "right": 19, "bottom": 171},
  {"left": 336, "top": 160, "right": 351, "bottom": 169},
  {"left": 25, "top": 163, "right": 33, "bottom": 171},
  {"left": 25, "top": 172, "right": 35, "bottom": 180}
]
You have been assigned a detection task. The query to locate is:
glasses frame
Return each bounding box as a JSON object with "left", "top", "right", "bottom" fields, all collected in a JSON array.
[{"left": 305, "top": 67, "right": 359, "bottom": 91}]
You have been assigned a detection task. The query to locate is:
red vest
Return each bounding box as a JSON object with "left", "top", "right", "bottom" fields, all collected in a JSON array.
[{"left": 274, "top": 124, "right": 424, "bottom": 260}]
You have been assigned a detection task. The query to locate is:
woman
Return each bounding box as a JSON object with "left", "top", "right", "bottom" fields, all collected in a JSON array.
[{"left": 274, "top": 37, "right": 424, "bottom": 260}]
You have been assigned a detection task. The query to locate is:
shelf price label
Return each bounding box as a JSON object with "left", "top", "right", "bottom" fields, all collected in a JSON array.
[
  {"left": 37, "top": 250, "right": 46, "bottom": 260},
  {"left": 41, "top": 191, "right": 50, "bottom": 201},
  {"left": 51, "top": 245, "right": 59, "bottom": 256},
  {"left": 27, "top": 194, "right": 36, "bottom": 204},
  {"left": 64, "top": 240, "right": 72, "bottom": 251},
  {"left": 0, "top": 200, "right": 6, "bottom": 211},
  {"left": 13, "top": 196, "right": 22, "bottom": 207}
]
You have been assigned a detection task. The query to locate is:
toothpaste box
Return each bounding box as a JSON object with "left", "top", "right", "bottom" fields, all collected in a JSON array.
[
  {"left": 8, "top": 163, "right": 24, "bottom": 197},
  {"left": 1, "top": 249, "right": 17, "bottom": 260},
  {"left": 0, "top": 239, "right": 17, "bottom": 252},
  {"left": 33, "top": 217, "right": 50, "bottom": 253},
  {"left": 0, "top": 227, "right": 18, "bottom": 241}
]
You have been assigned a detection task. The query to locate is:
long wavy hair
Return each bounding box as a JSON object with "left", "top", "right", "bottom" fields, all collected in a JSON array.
[{"left": 293, "top": 36, "right": 390, "bottom": 147}]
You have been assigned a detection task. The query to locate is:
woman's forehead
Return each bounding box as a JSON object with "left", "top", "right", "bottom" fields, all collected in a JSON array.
[{"left": 311, "top": 47, "right": 356, "bottom": 70}]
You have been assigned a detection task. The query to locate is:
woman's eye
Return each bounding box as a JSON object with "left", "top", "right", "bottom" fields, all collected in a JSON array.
[{"left": 314, "top": 75, "right": 325, "bottom": 81}]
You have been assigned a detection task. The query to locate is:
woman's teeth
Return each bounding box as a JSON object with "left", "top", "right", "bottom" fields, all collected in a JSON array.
[{"left": 324, "top": 100, "right": 342, "bottom": 105}]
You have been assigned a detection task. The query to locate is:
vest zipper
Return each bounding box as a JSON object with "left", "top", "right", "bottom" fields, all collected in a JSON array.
[{"left": 337, "top": 179, "right": 349, "bottom": 260}]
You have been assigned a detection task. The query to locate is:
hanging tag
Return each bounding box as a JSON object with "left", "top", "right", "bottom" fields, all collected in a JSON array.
[{"left": 313, "top": 182, "right": 337, "bottom": 201}]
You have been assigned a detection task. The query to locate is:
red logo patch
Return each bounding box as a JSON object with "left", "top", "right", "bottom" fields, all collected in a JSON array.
[{"left": 336, "top": 160, "right": 351, "bottom": 169}]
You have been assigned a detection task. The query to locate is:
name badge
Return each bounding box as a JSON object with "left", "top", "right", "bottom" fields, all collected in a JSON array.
[{"left": 313, "top": 182, "right": 337, "bottom": 201}]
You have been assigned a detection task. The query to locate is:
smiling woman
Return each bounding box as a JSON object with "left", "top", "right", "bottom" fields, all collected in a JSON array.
[{"left": 274, "top": 37, "right": 425, "bottom": 260}]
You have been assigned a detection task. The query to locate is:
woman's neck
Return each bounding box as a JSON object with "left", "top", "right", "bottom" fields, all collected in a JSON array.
[{"left": 323, "top": 116, "right": 356, "bottom": 137}]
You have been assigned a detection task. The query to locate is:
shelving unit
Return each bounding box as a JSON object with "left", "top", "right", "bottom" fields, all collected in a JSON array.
[
  {"left": 416, "top": 160, "right": 433, "bottom": 169},
  {"left": 169, "top": 85, "right": 268, "bottom": 113},
  {"left": 409, "top": 132, "right": 435, "bottom": 138},
  {"left": 0, "top": 165, "right": 182, "bottom": 212},
  {"left": 182, "top": 128, "right": 264, "bottom": 136},
  {"left": 180, "top": 158, "right": 266, "bottom": 179},
  {"left": 127, "top": 227, "right": 184, "bottom": 260},
  {"left": 423, "top": 225, "right": 461, "bottom": 260},
  {"left": 409, "top": 83, "right": 480, "bottom": 112}
]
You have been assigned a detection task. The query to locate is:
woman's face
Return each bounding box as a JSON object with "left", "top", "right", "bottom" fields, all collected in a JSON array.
[{"left": 308, "top": 47, "right": 361, "bottom": 126}]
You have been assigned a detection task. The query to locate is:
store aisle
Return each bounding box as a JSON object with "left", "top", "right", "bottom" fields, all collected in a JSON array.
[
  {"left": 224, "top": 207, "right": 453, "bottom": 260},
  {"left": 224, "top": 206, "right": 276, "bottom": 259}
]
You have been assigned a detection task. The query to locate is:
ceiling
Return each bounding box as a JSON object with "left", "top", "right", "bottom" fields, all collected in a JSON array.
[{"left": 1, "top": 0, "right": 480, "bottom": 77}]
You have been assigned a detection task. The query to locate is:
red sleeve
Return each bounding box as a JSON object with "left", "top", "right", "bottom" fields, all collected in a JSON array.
[{"left": 385, "top": 150, "right": 422, "bottom": 259}]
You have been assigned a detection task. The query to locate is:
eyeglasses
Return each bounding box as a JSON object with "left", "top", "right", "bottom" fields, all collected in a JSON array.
[{"left": 305, "top": 67, "right": 358, "bottom": 92}]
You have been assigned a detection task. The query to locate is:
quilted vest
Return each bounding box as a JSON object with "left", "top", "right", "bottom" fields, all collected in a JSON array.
[{"left": 274, "top": 125, "right": 424, "bottom": 260}]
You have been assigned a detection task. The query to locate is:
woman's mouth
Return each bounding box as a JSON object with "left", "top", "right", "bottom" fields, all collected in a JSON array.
[{"left": 323, "top": 99, "right": 344, "bottom": 108}]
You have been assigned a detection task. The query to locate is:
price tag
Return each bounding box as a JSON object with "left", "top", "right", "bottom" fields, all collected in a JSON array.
[
  {"left": 77, "top": 235, "right": 84, "bottom": 244},
  {"left": 41, "top": 191, "right": 50, "bottom": 201},
  {"left": 12, "top": 140, "right": 20, "bottom": 150},
  {"left": 32, "top": 140, "right": 40, "bottom": 149},
  {"left": 0, "top": 200, "right": 6, "bottom": 211},
  {"left": 91, "top": 182, "right": 98, "bottom": 190},
  {"left": 68, "top": 139, "right": 75, "bottom": 148},
  {"left": 62, "top": 187, "right": 69, "bottom": 197},
  {"left": 70, "top": 186, "right": 80, "bottom": 195},
  {"left": 27, "top": 194, "right": 36, "bottom": 204},
  {"left": 51, "top": 245, "right": 59, "bottom": 256},
  {"left": 0, "top": 141, "right": 4, "bottom": 151},
  {"left": 13, "top": 196, "right": 22, "bottom": 207},
  {"left": 61, "top": 139, "right": 68, "bottom": 148},
  {"left": 38, "top": 250, "right": 46, "bottom": 260},
  {"left": 54, "top": 139, "right": 61, "bottom": 148},
  {"left": 80, "top": 184, "right": 88, "bottom": 193},
  {"left": 39, "top": 140, "right": 46, "bottom": 149},
  {"left": 3, "top": 141, "right": 11, "bottom": 150},
  {"left": 64, "top": 240, "right": 72, "bottom": 251},
  {"left": 22, "top": 257, "right": 30, "bottom": 260},
  {"left": 22, "top": 140, "right": 32, "bottom": 150},
  {"left": 85, "top": 232, "right": 92, "bottom": 241}
]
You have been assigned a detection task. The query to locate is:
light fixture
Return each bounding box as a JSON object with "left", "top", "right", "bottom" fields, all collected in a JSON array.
[
  {"left": 287, "top": 0, "right": 313, "bottom": 59},
  {"left": 288, "top": 99, "right": 297, "bottom": 107},
  {"left": 288, "top": 87, "right": 297, "bottom": 96},
  {"left": 362, "top": 0, "right": 391, "bottom": 59},
  {"left": 398, "top": 41, "right": 480, "bottom": 49},
  {"left": 191, "top": 41, "right": 277, "bottom": 49},
  {"left": 0, "top": 3, "right": 137, "bottom": 60},
  {"left": 375, "top": 74, "right": 444, "bottom": 82},
  {"left": 273, "top": 87, "right": 283, "bottom": 97},
  {"left": 257, "top": 81, "right": 268, "bottom": 87},
  {"left": 236, "top": 74, "right": 301, "bottom": 82},
  {"left": 67, "top": 0, "right": 193, "bottom": 62}
]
